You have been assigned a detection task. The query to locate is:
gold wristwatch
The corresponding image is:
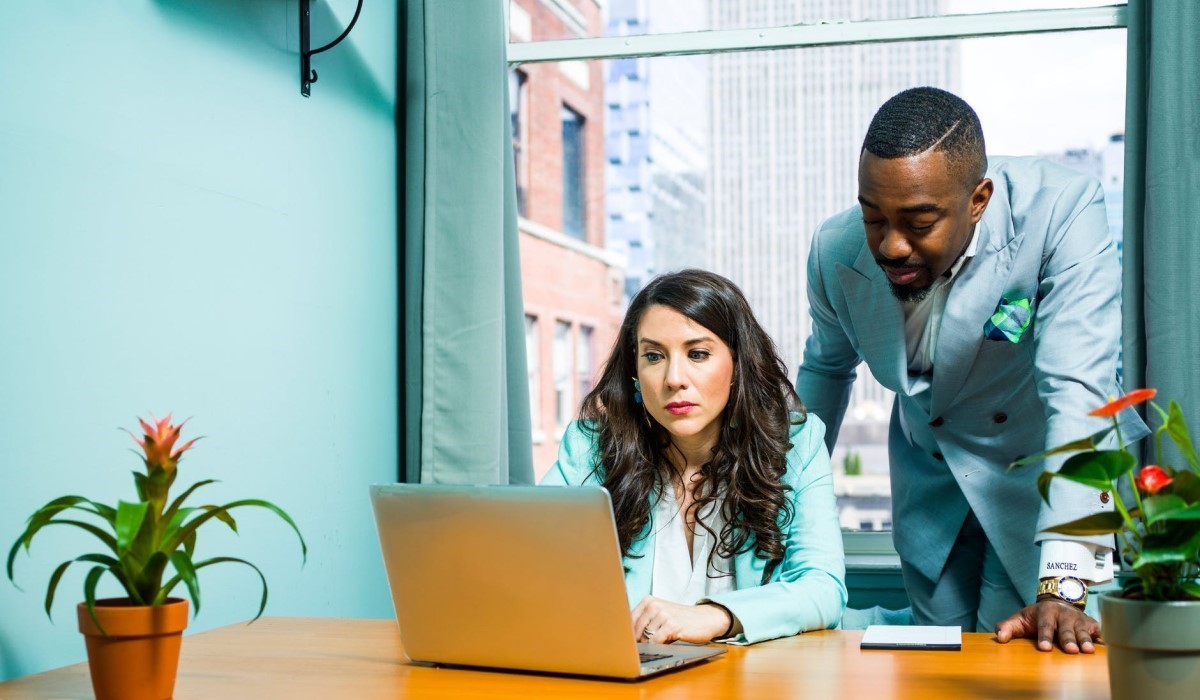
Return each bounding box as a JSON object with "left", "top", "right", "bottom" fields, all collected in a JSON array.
[{"left": 1037, "top": 576, "right": 1088, "bottom": 609}]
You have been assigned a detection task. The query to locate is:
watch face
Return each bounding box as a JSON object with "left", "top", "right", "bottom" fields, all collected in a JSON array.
[{"left": 1059, "top": 577, "right": 1086, "bottom": 602}]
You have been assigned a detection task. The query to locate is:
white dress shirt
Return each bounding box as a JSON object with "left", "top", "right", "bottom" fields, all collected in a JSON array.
[
  {"left": 650, "top": 483, "right": 736, "bottom": 605},
  {"left": 901, "top": 229, "right": 1113, "bottom": 586}
]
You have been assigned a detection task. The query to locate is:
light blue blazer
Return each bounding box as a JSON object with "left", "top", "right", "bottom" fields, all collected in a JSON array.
[
  {"left": 541, "top": 414, "right": 847, "bottom": 644},
  {"left": 797, "top": 156, "right": 1149, "bottom": 600}
]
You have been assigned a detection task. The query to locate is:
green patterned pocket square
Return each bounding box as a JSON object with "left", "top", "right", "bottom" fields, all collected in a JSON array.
[{"left": 984, "top": 296, "right": 1032, "bottom": 343}]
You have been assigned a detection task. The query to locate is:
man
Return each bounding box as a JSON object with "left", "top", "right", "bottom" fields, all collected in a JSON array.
[{"left": 797, "top": 87, "right": 1146, "bottom": 653}]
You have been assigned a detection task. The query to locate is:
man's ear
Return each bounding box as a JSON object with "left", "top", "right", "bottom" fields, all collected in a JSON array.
[{"left": 969, "top": 178, "right": 994, "bottom": 224}]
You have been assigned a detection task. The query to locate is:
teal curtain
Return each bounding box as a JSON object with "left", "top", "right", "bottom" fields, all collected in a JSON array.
[
  {"left": 1122, "top": 0, "right": 1200, "bottom": 451},
  {"left": 403, "top": 0, "right": 534, "bottom": 485}
]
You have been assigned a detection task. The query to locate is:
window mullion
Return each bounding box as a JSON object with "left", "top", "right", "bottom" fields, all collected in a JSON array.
[{"left": 508, "top": 5, "right": 1127, "bottom": 65}]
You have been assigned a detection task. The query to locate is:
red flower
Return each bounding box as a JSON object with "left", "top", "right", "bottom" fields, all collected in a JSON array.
[
  {"left": 127, "top": 414, "right": 199, "bottom": 473},
  {"left": 1089, "top": 389, "right": 1158, "bottom": 417},
  {"left": 1134, "top": 465, "right": 1173, "bottom": 494}
]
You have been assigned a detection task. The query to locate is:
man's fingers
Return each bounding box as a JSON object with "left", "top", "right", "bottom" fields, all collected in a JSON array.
[
  {"left": 1075, "top": 616, "right": 1099, "bottom": 653},
  {"left": 994, "top": 610, "right": 1032, "bottom": 643},
  {"left": 1056, "top": 621, "right": 1080, "bottom": 654},
  {"left": 1036, "top": 613, "right": 1057, "bottom": 651}
]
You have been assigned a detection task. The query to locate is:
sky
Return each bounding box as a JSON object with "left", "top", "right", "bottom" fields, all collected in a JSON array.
[{"left": 950, "top": 0, "right": 1127, "bottom": 155}]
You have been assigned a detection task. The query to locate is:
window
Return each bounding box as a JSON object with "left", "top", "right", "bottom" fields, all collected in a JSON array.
[
  {"left": 553, "top": 320, "right": 573, "bottom": 428},
  {"left": 577, "top": 325, "right": 595, "bottom": 401},
  {"left": 509, "top": 2, "right": 1128, "bottom": 529},
  {"left": 561, "top": 105, "right": 587, "bottom": 240},
  {"left": 525, "top": 314, "right": 541, "bottom": 435},
  {"left": 509, "top": 69, "right": 530, "bottom": 217}
]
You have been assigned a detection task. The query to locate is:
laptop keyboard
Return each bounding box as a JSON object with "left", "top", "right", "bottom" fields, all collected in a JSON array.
[{"left": 639, "top": 652, "right": 671, "bottom": 664}]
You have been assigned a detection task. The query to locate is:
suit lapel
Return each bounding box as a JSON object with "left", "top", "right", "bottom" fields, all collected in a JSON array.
[
  {"left": 836, "top": 244, "right": 909, "bottom": 394},
  {"left": 930, "top": 219, "right": 1024, "bottom": 416}
]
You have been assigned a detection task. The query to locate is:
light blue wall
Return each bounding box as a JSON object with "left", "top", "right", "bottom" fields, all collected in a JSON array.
[{"left": 0, "top": 1, "right": 398, "bottom": 681}]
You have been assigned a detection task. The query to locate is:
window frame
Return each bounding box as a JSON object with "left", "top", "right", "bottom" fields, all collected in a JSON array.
[{"left": 506, "top": 3, "right": 1130, "bottom": 562}]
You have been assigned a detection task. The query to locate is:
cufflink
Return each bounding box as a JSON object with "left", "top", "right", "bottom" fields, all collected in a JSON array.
[{"left": 1037, "top": 576, "right": 1087, "bottom": 609}]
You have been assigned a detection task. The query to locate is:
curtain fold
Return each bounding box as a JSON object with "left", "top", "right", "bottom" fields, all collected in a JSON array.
[
  {"left": 403, "top": 0, "right": 534, "bottom": 485},
  {"left": 1123, "top": 0, "right": 1200, "bottom": 455}
]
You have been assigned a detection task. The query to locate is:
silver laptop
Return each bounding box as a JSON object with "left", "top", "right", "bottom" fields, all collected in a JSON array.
[{"left": 370, "top": 483, "right": 726, "bottom": 679}]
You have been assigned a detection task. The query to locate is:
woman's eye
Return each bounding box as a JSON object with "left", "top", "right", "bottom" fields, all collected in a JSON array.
[
  {"left": 688, "top": 350, "right": 710, "bottom": 361},
  {"left": 642, "top": 351, "right": 663, "bottom": 362}
]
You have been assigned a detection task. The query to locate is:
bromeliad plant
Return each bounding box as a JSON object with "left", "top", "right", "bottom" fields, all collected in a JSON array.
[
  {"left": 7, "top": 415, "right": 306, "bottom": 629},
  {"left": 1013, "top": 389, "right": 1200, "bottom": 601}
]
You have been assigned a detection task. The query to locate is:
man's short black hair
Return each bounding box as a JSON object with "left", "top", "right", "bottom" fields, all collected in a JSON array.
[{"left": 862, "top": 87, "right": 987, "bottom": 187}]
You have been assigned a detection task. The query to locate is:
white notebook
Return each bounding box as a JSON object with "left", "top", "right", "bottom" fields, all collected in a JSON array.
[{"left": 860, "top": 625, "right": 962, "bottom": 651}]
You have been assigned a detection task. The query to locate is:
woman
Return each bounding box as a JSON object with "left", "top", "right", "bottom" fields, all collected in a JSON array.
[{"left": 542, "top": 269, "right": 846, "bottom": 645}]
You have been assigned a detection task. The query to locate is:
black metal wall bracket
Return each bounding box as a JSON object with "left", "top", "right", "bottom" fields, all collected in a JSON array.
[{"left": 300, "top": 0, "right": 365, "bottom": 97}]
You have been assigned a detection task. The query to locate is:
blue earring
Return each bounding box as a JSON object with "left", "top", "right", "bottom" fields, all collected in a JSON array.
[{"left": 631, "top": 377, "right": 643, "bottom": 404}]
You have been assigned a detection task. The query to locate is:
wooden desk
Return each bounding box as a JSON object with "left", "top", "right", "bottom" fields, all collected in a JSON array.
[{"left": 0, "top": 617, "right": 1110, "bottom": 699}]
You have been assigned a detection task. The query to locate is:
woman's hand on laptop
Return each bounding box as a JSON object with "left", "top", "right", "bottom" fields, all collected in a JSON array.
[{"left": 632, "top": 596, "right": 731, "bottom": 644}]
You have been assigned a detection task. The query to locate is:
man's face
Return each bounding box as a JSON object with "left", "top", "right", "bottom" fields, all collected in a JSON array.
[{"left": 858, "top": 149, "right": 992, "bottom": 302}]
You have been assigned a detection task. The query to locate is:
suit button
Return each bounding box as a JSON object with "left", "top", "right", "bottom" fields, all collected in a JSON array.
[
  {"left": 933, "top": 452, "right": 944, "bottom": 461},
  {"left": 994, "top": 412, "right": 1008, "bottom": 424},
  {"left": 929, "top": 416, "right": 945, "bottom": 427}
]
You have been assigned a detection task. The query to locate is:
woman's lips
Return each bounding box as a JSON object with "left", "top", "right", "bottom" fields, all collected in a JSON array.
[
  {"left": 665, "top": 402, "right": 696, "bottom": 416},
  {"left": 883, "top": 267, "right": 920, "bottom": 285}
]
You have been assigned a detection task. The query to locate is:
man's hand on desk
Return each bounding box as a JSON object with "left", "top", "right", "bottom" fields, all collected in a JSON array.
[{"left": 994, "top": 598, "right": 1100, "bottom": 654}]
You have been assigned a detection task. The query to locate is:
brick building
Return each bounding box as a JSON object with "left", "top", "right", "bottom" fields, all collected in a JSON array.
[{"left": 510, "top": 0, "right": 625, "bottom": 477}]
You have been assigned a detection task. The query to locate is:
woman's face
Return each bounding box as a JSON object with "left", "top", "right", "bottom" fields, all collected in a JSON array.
[{"left": 635, "top": 304, "right": 735, "bottom": 452}]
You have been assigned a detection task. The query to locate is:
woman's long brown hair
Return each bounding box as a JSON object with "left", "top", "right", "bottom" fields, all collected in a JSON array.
[{"left": 578, "top": 269, "right": 804, "bottom": 582}]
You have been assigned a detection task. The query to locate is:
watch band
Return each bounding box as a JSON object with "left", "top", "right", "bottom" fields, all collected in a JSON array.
[{"left": 1038, "top": 576, "right": 1088, "bottom": 609}]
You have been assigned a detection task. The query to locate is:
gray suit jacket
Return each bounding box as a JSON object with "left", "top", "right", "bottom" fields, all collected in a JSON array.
[{"left": 797, "top": 156, "right": 1147, "bottom": 601}]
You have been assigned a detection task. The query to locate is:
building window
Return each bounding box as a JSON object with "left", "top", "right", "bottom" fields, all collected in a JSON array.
[
  {"left": 554, "top": 320, "right": 573, "bottom": 427},
  {"left": 509, "top": 69, "right": 530, "bottom": 217},
  {"left": 561, "top": 105, "right": 587, "bottom": 240},
  {"left": 577, "top": 325, "right": 595, "bottom": 402},
  {"left": 525, "top": 314, "right": 540, "bottom": 431}
]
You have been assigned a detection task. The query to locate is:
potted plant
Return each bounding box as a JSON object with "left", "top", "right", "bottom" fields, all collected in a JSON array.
[
  {"left": 1013, "top": 389, "right": 1200, "bottom": 699},
  {"left": 7, "top": 415, "right": 306, "bottom": 700}
]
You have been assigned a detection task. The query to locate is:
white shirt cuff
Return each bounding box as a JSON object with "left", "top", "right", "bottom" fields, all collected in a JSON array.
[{"left": 1038, "top": 539, "right": 1113, "bottom": 584}]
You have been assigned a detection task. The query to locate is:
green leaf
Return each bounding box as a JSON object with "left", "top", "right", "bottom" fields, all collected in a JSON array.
[
  {"left": 1061, "top": 449, "right": 1137, "bottom": 482},
  {"left": 165, "top": 499, "right": 306, "bottom": 564},
  {"left": 83, "top": 566, "right": 108, "bottom": 636},
  {"left": 1132, "top": 546, "right": 1195, "bottom": 567},
  {"left": 163, "top": 479, "right": 218, "bottom": 525},
  {"left": 1173, "top": 471, "right": 1200, "bottom": 504},
  {"left": 1142, "top": 494, "right": 1189, "bottom": 523},
  {"left": 1041, "top": 511, "right": 1126, "bottom": 536},
  {"left": 1037, "top": 471, "right": 1055, "bottom": 505},
  {"left": 9, "top": 519, "right": 120, "bottom": 587},
  {"left": 44, "top": 560, "right": 74, "bottom": 620},
  {"left": 1008, "top": 426, "right": 1115, "bottom": 469},
  {"left": 43, "top": 554, "right": 123, "bottom": 620},
  {"left": 160, "top": 507, "right": 196, "bottom": 550},
  {"left": 114, "top": 501, "right": 150, "bottom": 553},
  {"left": 1165, "top": 400, "right": 1200, "bottom": 472},
  {"left": 1180, "top": 580, "right": 1200, "bottom": 600},
  {"left": 168, "top": 551, "right": 201, "bottom": 616},
  {"left": 1036, "top": 451, "right": 1133, "bottom": 505},
  {"left": 157, "top": 556, "right": 269, "bottom": 621},
  {"left": 1132, "top": 531, "right": 1200, "bottom": 568},
  {"left": 1145, "top": 500, "right": 1200, "bottom": 524},
  {"left": 183, "top": 531, "right": 197, "bottom": 559},
  {"left": 131, "top": 471, "right": 148, "bottom": 501},
  {"left": 200, "top": 505, "right": 238, "bottom": 534}
]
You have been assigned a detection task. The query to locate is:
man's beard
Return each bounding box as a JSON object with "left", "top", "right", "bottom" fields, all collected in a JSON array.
[
  {"left": 879, "top": 263, "right": 934, "bottom": 303},
  {"left": 887, "top": 280, "right": 933, "bottom": 303}
]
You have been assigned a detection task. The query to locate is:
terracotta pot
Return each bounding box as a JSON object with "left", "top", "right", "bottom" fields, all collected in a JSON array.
[
  {"left": 1100, "top": 592, "right": 1200, "bottom": 700},
  {"left": 76, "top": 597, "right": 189, "bottom": 700}
]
